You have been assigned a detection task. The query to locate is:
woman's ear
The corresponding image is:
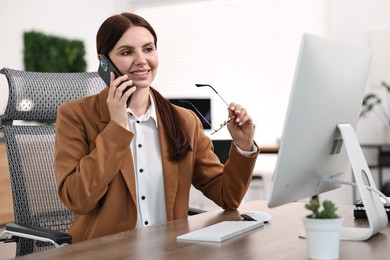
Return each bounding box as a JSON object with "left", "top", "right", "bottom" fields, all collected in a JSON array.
[{"left": 98, "top": 54, "right": 102, "bottom": 61}]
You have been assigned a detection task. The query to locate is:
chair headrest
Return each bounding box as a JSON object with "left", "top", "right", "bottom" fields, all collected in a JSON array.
[{"left": 0, "top": 68, "right": 106, "bottom": 123}]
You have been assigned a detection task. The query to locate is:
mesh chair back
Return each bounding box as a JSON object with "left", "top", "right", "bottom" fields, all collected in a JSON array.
[
  {"left": 1, "top": 68, "right": 105, "bottom": 123},
  {"left": 0, "top": 68, "right": 106, "bottom": 256}
]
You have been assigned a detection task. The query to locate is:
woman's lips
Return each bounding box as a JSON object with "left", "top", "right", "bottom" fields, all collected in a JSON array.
[{"left": 130, "top": 70, "right": 150, "bottom": 79}]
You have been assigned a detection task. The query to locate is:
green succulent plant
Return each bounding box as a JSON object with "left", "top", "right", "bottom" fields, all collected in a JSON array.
[{"left": 305, "top": 198, "right": 339, "bottom": 219}]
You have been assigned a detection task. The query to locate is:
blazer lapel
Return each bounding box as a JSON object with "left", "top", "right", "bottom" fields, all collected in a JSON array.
[
  {"left": 97, "top": 88, "right": 137, "bottom": 204},
  {"left": 119, "top": 149, "right": 137, "bottom": 203}
]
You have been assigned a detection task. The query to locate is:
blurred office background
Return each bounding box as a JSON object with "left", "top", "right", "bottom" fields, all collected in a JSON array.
[{"left": 1, "top": 0, "right": 390, "bottom": 209}]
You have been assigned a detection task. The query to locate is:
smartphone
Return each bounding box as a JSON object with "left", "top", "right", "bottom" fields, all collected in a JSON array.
[{"left": 98, "top": 54, "right": 132, "bottom": 107}]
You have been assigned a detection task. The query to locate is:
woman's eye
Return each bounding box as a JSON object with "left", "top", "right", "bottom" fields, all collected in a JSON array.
[
  {"left": 121, "top": 50, "right": 133, "bottom": 56},
  {"left": 144, "top": 47, "right": 154, "bottom": 53}
]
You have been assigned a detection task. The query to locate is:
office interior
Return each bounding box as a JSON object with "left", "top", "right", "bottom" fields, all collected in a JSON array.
[{"left": 1, "top": 0, "right": 390, "bottom": 257}]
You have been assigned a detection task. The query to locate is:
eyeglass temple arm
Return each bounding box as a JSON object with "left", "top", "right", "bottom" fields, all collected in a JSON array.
[
  {"left": 195, "top": 84, "right": 229, "bottom": 107},
  {"left": 177, "top": 100, "right": 216, "bottom": 132}
]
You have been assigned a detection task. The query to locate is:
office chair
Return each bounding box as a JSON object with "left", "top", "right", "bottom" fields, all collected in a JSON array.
[{"left": 0, "top": 68, "right": 106, "bottom": 256}]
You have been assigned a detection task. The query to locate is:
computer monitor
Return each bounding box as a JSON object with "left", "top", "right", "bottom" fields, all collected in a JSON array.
[
  {"left": 169, "top": 98, "right": 211, "bottom": 130},
  {"left": 267, "top": 34, "right": 388, "bottom": 240}
]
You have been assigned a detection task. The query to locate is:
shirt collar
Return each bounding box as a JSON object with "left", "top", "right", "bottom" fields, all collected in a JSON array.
[{"left": 126, "top": 93, "right": 158, "bottom": 128}]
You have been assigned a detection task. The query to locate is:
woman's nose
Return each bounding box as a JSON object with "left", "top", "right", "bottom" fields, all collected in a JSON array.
[{"left": 134, "top": 52, "right": 147, "bottom": 66}]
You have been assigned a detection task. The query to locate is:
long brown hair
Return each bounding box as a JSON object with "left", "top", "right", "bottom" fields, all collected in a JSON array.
[{"left": 96, "top": 13, "right": 191, "bottom": 160}]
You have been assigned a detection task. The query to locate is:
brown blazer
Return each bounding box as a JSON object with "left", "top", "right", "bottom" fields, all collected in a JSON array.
[{"left": 55, "top": 87, "right": 259, "bottom": 242}]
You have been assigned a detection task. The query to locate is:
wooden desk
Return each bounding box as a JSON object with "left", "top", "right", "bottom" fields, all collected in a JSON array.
[{"left": 16, "top": 201, "right": 389, "bottom": 260}]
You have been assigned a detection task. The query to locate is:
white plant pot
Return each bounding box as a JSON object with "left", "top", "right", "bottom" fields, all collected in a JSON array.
[{"left": 303, "top": 217, "right": 343, "bottom": 260}]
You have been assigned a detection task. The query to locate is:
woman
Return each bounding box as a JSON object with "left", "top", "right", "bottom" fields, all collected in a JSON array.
[{"left": 55, "top": 12, "right": 259, "bottom": 243}]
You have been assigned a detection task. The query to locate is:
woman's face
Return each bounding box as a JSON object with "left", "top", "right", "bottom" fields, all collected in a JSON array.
[{"left": 108, "top": 26, "right": 158, "bottom": 89}]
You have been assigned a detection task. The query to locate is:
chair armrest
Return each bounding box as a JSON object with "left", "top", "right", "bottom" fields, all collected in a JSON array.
[{"left": 0, "top": 223, "right": 72, "bottom": 247}]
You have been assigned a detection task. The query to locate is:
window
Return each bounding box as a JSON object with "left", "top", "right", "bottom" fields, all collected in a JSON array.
[{"left": 134, "top": 0, "right": 327, "bottom": 144}]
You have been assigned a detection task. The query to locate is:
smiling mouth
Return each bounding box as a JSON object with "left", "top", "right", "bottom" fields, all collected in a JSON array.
[{"left": 130, "top": 70, "right": 149, "bottom": 76}]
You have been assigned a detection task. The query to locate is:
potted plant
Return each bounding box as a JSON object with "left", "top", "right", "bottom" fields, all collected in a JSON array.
[
  {"left": 361, "top": 81, "right": 390, "bottom": 195},
  {"left": 303, "top": 198, "right": 342, "bottom": 260},
  {"left": 361, "top": 81, "right": 390, "bottom": 124}
]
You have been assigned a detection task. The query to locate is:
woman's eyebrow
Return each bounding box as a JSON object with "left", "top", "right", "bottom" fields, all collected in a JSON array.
[
  {"left": 143, "top": 42, "right": 155, "bottom": 47},
  {"left": 118, "top": 42, "right": 155, "bottom": 50},
  {"left": 117, "top": 45, "right": 134, "bottom": 50}
]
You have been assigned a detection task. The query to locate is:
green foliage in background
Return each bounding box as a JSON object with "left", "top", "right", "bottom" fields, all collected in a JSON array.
[
  {"left": 24, "top": 31, "right": 87, "bottom": 72},
  {"left": 361, "top": 81, "right": 390, "bottom": 127}
]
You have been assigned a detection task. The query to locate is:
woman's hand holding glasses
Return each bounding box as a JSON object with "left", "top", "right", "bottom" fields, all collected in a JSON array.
[
  {"left": 195, "top": 84, "right": 255, "bottom": 152},
  {"left": 226, "top": 102, "right": 255, "bottom": 152}
]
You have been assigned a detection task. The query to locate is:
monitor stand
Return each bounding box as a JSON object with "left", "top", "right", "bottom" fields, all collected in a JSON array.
[
  {"left": 299, "top": 123, "right": 388, "bottom": 241},
  {"left": 335, "top": 123, "right": 388, "bottom": 241}
]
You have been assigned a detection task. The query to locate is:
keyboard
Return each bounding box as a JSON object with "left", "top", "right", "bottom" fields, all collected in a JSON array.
[{"left": 176, "top": 221, "right": 264, "bottom": 243}]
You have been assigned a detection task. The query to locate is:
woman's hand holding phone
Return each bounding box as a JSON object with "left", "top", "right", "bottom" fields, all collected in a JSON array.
[{"left": 106, "top": 73, "right": 136, "bottom": 128}]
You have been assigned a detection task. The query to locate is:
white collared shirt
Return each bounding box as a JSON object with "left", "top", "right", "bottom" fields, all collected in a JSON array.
[{"left": 126, "top": 95, "right": 167, "bottom": 228}]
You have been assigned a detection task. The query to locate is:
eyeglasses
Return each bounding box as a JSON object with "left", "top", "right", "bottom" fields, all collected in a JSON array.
[{"left": 184, "top": 84, "right": 234, "bottom": 135}]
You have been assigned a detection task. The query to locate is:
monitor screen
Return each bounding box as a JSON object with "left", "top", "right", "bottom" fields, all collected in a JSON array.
[
  {"left": 169, "top": 98, "right": 211, "bottom": 130},
  {"left": 268, "top": 34, "right": 372, "bottom": 208}
]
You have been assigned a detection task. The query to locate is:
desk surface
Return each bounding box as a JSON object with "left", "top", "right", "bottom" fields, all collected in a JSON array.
[{"left": 17, "top": 201, "right": 389, "bottom": 260}]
